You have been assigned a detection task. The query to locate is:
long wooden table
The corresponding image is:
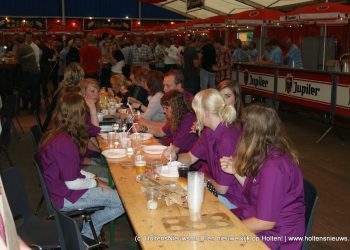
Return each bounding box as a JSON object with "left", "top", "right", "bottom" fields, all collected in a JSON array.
[{"left": 98, "top": 135, "right": 268, "bottom": 250}]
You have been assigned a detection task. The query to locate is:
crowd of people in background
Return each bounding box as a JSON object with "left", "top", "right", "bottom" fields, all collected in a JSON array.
[
  {"left": 8, "top": 32, "right": 303, "bottom": 113},
  {"left": 2, "top": 31, "right": 307, "bottom": 249}
]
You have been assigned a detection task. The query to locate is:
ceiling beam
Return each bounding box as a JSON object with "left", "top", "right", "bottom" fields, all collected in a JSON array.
[
  {"left": 157, "top": 4, "right": 197, "bottom": 19},
  {"left": 159, "top": 0, "right": 177, "bottom": 7},
  {"left": 270, "top": 0, "right": 319, "bottom": 12},
  {"left": 232, "top": 0, "right": 265, "bottom": 9}
]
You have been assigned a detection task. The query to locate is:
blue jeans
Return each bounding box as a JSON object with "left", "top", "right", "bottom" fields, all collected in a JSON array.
[
  {"left": 218, "top": 195, "right": 237, "bottom": 210},
  {"left": 62, "top": 187, "right": 125, "bottom": 240},
  {"left": 200, "top": 69, "right": 216, "bottom": 90}
]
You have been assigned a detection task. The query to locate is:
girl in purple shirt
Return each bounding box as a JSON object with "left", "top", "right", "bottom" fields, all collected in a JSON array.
[
  {"left": 220, "top": 104, "right": 305, "bottom": 250},
  {"left": 171, "top": 89, "right": 246, "bottom": 208},
  {"left": 142, "top": 90, "right": 197, "bottom": 154},
  {"left": 39, "top": 93, "right": 124, "bottom": 246}
]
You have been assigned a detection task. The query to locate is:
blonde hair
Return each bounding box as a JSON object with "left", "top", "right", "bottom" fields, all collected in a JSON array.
[
  {"left": 40, "top": 93, "right": 89, "bottom": 157},
  {"left": 60, "top": 62, "right": 85, "bottom": 87},
  {"left": 110, "top": 74, "right": 131, "bottom": 88},
  {"left": 80, "top": 78, "right": 100, "bottom": 95},
  {"left": 192, "top": 89, "right": 236, "bottom": 130},
  {"left": 235, "top": 103, "right": 299, "bottom": 177}
]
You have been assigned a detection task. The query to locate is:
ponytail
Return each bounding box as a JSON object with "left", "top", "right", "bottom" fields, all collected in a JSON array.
[
  {"left": 219, "top": 104, "right": 236, "bottom": 125},
  {"left": 193, "top": 88, "right": 237, "bottom": 126}
]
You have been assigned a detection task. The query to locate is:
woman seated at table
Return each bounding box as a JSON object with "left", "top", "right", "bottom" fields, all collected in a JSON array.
[
  {"left": 42, "top": 62, "right": 85, "bottom": 131},
  {"left": 62, "top": 83, "right": 108, "bottom": 179},
  {"left": 128, "top": 66, "right": 149, "bottom": 106},
  {"left": 129, "top": 70, "right": 165, "bottom": 122},
  {"left": 142, "top": 90, "right": 197, "bottom": 153},
  {"left": 217, "top": 80, "right": 243, "bottom": 123},
  {"left": 220, "top": 104, "right": 305, "bottom": 250},
  {"left": 39, "top": 93, "right": 125, "bottom": 247},
  {"left": 108, "top": 74, "right": 131, "bottom": 105},
  {"left": 168, "top": 89, "right": 246, "bottom": 209}
]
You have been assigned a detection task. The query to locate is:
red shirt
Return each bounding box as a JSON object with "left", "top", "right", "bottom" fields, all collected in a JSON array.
[{"left": 80, "top": 45, "right": 101, "bottom": 75}]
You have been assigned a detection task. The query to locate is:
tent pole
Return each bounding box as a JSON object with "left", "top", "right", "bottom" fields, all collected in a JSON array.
[
  {"left": 322, "top": 24, "right": 327, "bottom": 71},
  {"left": 61, "top": 0, "right": 65, "bottom": 25},
  {"left": 139, "top": 1, "right": 142, "bottom": 20},
  {"left": 259, "top": 25, "right": 263, "bottom": 58}
]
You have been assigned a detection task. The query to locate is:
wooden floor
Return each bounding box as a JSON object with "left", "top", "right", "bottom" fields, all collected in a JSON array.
[{"left": 1, "top": 107, "right": 349, "bottom": 250}]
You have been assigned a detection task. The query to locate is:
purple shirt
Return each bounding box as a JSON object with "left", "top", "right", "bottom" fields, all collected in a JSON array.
[
  {"left": 182, "top": 90, "right": 194, "bottom": 104},
  {"left": 85, "top": 112, "right": 101, "bottom": 137},
  {"left": 233, "top": 147, "right": 305, "bottom": 250},
  {"left": 39, "top": 132, "right": 88, "bottom": 209},
  {"left": 162, "top": 112, "right": 197, "bottom": 154},
  {"left": 191, "top": 123, "right": 246, "bottom": 206}
]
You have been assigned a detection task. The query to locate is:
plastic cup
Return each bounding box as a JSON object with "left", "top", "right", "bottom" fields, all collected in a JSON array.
[
  {"left": 107, "top": 132, "right": 117, "bottom": 148},
  {"left": 187, "top": 172, "right": 204, "bottom": 222},
  {"left": 146, "top": 187, "right": 159, "bottom": 210}
]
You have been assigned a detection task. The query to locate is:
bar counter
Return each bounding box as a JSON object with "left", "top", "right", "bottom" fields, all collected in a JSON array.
[{"left": 232, "top": 62, "right": 350, "bottom": 118}]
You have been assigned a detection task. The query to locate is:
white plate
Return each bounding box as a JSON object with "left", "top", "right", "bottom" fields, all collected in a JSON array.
[
  {"left": 140, "top": 133, "right": 153, "bottom": 141},
  {"left": 100, "top": 125, "right": 113, "bottom": 133},
  {"left": 102, "top": 149, "right": 126, "bottom": 159},
  {"left": 142, "top": 145, "right": 167, "bottom": 155}
]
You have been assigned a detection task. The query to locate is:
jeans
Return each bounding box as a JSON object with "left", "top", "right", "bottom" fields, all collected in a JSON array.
[
  {"left": 200, "top": 69, "right": 216, "bottom": 90},
  {"left": 218, "top": 195, "right": 237, "bottom": 210},
  {"left": 62, "top": 187, "right": 125, "bottom": 240}
]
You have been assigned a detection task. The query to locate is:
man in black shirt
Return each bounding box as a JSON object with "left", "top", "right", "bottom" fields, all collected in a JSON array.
[
  {"left": 15, "top": 34, "right": 40, "bottom": 112},
  {"left": 66, "top": 35, "right": 82, "bottom": 65},
  {"left": 199, "top": 37, "right": 216, "bottom": 90},
  {"left": 183, "top": 36, "right": 200, "bottom": 95}
]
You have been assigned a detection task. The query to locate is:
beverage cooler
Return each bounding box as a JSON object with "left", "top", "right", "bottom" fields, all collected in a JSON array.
[{"left": 301, "top": 36, "right": 337, "bottom": 70}]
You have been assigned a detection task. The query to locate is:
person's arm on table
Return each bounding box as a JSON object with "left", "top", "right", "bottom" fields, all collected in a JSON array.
[
  {"left": 177, "top": 152, "right": 198, "bottom": 166},
  {"left": 242, "top": 217, "right": 276, "bottom": 234}
]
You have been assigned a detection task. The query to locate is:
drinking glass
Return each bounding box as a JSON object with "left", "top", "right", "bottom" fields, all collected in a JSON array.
[
  {"left": 107, "top": 132, "right": 117, "bottom": 149},
  {"left": 187, "top": 172, "right": 205, "bottom": 222}
]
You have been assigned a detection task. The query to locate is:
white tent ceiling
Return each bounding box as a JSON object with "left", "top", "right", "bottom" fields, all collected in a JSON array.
[{"left": 155, "top": 0, "right": 347, "bottom": 19}]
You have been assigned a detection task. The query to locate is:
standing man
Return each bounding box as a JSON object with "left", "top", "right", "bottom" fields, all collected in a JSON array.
[
  {"left": 269, "top": 38, "right": 284, "bottom": 66},
  {"left": 214, "top": 38, "right": 232, "bottom": 83},
  {"left": 154, "top": 37, "right": 166, "bottom": 73},
  {"left": 66, "top": 35, "right": 82, "bottom": 65},
  {"left": 164, "top": 39, "right": 179, "bottom": 72},
  {"left": 80, "top": 35, "right": 101, "bottom": 79},
  {"left": 199, "top": 37, "right": 216, "bottom": 90},
  {"left": 183, "top": 36, "right": 200, "bottom": 94},
  {"left": 15, "top": 34, "right": 40, "bottom": 112},
  {"left": 25, "top": 32, "right": 41, "bottom": 70},
  {"left": 285, "top": 37, "right": 303, "bottom": 69},
  {"left": 129, "top": 36, "right": 153, "bottom": 68}
]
